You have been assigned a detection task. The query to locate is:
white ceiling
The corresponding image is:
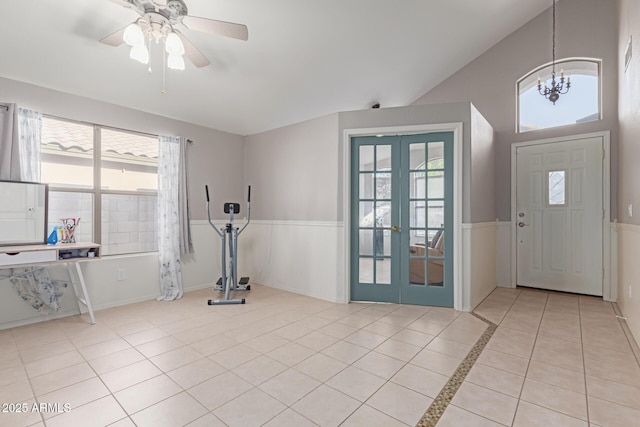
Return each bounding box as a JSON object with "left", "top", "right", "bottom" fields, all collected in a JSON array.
[{"left": 0, "top": 0, "right": 549, "bottom": 136}]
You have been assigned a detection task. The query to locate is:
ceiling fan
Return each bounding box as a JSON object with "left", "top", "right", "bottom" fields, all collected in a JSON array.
[{"left": 100, "top": 0, "right": 248, "bottom": 68}]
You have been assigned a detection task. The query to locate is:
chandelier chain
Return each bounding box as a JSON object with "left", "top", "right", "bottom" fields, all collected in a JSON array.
[{"left": 552, "top": 0, "right": 556, "bottom": 76}]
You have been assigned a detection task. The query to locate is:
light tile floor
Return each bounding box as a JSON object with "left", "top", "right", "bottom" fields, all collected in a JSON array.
[{"left": 0, "top": 285, "right": 638, "bottom": 426}]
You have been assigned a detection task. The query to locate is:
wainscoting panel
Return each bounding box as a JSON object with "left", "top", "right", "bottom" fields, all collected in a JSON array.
[
  {"left": 239, "top": 220, "right": 344, "bottom": 302},
  {"left": 616, "top": 222, "right": 640, "bottom": 346},
  {"left": 462, "top": 222, "right": 498, "bottom": 311},
  {"left": 496, "top": 221, "right": 512, "bottom": 287}
]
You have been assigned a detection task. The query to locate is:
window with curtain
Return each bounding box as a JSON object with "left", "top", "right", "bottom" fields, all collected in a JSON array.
[{"left": 40, "top": 116, "right": 159, "bottom": 255}]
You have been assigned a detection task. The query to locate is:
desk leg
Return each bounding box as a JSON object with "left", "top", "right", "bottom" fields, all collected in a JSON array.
[{"left": 66, "top": 262, "right": 96, "bottom": 325}]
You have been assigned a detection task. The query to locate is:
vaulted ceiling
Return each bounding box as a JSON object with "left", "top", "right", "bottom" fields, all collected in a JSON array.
[{"left": 0, "top": 0, "right": 550, "bottom": 135}]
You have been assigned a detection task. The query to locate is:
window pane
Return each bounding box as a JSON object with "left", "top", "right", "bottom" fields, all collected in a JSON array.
[
  {"left": 375, "top": 173, "right": 391, "bottom": 200},
  {"left": 359, "top": 258, "right": 374, "bottom": 283},
  {"left": 411, "top": 172, "right": 425, "bottom": 199},
  {"left": 410, "top": 143, "right": 425, "bottom": 169},
  {"left": 41, "top": 117, "right": 94, "bottom": 189},
  {"left": 518, "top": 60, "right": 600, "bottom": 132},
  {"left": 48, "top": 191, "right": 93, "bottom": 243},
  {"left": 428, "top": 200, "right": 445, "bottom": 228},
  {"left": 548, "top": 170, "right": 566, "bottom": 205},
  {"left": 359, "top": 173, "right": 374, "bottom": 199},
  {"left": 101, "top": 129, "right": 158, "bottom": 192},
  {"left": 376, "top": 145, "right": 391, "bottom": 170},
  {"left": 359, "top": 145, "right": 374, "bottom": 171},
  {"left": 359, "top": 230, "right": 374, "bottom": 256},
  {"left": 102, "top": 194, "right": 157, "bottom": 255}
]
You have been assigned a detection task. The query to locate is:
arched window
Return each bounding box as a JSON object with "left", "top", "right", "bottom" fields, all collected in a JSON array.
[{"left": 517, "top": 58, "right": 601, "bottom": 133}]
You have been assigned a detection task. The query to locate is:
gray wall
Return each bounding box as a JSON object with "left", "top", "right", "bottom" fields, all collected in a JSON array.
[
  {"left": 412, "top": 0, "right": 619, "bottom": 221},
  {"left": 617, "top": 0, "right": 640, "bottom": 226},
  {"left": 244, "top": 113, "right": 340, "bottom": 221},
  {"left": 470, "top": 105, "right": 496, "bottom": 223},
  {"left": 244, "top": 102, "right": 496, "bottom": 224},
  {"left": 0, "top": 76, "right": 245, "bottom": 221}
]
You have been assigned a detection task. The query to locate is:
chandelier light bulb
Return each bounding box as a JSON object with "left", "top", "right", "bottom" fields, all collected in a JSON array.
[
  {"left": 165, "top": 32, "right": 185, "bottom": 55},
  {"left": 123, "top": 23, "right": 145, "bottom": 47},
  {"left": 130, "top": 44, "right": 149, "bottom": 64},
  {"left": 167, "top": 53, "right": 185, "bottom": 70}
]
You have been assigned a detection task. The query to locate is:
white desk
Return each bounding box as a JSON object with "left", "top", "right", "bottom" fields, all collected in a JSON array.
[{"left": 0, "top": 243, "right": 101, "bottom": 324}]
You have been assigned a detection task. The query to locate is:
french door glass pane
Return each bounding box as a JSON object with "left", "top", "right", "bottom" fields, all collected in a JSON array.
[
  {"left": 411, "top": 172, "right": 425, "bottom": 199},
  {"left": 359, "top": 258, "right": 374, "bottom": 283},
  {"left": 428, "top": 142, "right": 444, "bottom": 168},
  {"left": 359, "top": 201, "right": 375, "bottom": 226},
  {"left": 410, "top": 201, "right": 426, "bottom": 228},
  {"left": 359, "top": 145, "right": 374, "bottom": 171},
  {"left": 376, "top": 145, "right": 391, "bottom": 170},
  {"left": 377, "top": 260, "right": 391, "bottom": 284},
  {"left": 410, "top": 143, "right": 426, "bottom": 169},
  {"left": 359, "top": 173, "right": 374, "bottom": 199},
  {"left": 428, "top": 175, "right": 444, "bottom": 198},
  {"left": 427, "top": 259, "right": 445, "bottom": 287},
  {"left": 375, "top": 173, "right": 392, "bottom": 199},
  {"left": 427, "top": 200, "right": 445, "bottom": 228},
  {"left": 375, "top": 201, "right": 392, "bottom": 227},
  {"left": 359, "top": 229, "right": 374, "bottom": 256}
]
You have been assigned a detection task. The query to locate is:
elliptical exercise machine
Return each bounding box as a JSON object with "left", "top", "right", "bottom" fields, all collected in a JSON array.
[{"left": 205, "top": 185, "right": 251, "bottom": 305}]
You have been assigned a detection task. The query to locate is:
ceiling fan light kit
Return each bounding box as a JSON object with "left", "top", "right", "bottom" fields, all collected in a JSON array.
[{"left": 101, "top": 0, "right": 248, "bottom": 91}]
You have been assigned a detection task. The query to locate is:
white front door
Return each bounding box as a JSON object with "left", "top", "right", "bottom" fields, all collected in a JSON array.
[{"left": 516, "top": 136, "right": 603, "bottom": 295}]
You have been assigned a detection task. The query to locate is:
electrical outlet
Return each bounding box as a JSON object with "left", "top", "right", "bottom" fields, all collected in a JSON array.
[
  {"left": 629, "top": 284, "right": 633, "bottom": 299},
  {"left": 117, "top": 268, "right": 126, "bottom": 281},
  {"left": 628, "top": 204, "right": 633, "bottom": 217}
]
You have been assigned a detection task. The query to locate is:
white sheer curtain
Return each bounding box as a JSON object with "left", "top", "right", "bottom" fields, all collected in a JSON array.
[
  {"left": 179, "top": 138, "right": 193, "bottom": 255},
  {"left": 0, "top": 104, "right": 21, "bottom": 180},
  {"left": 157, "top": 135, "right": 184, "bottom": 300},
  {"left": 17, "top": 108, "right": 42, "bottom": 182},
  {"left": 0, "top": 104, "right": 42, "bottom": 181}
]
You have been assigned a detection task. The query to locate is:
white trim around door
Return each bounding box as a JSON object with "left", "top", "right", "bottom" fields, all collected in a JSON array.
[
  {"left": 342, "top": 123, "right": 464, "bottom": 310},
  {"left": 510, "top": 131, "right": 613, "bottom": 300}
]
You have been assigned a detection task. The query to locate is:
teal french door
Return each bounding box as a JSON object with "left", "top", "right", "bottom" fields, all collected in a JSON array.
[{"left": 350, "top": 132, "right": 453, "bottom": 307}]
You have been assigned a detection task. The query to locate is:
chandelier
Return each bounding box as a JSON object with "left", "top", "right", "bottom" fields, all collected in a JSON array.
[
  {"left": 537, "top": 0, "right": 571, "bottom": 104},
  {"left": 123, "top": 14, "right": 186, "bottom": 93}
]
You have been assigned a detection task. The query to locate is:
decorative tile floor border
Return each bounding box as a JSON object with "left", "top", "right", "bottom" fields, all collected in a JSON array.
[{"left": 416, "top": 312, "right": 498, "bottom": 427}]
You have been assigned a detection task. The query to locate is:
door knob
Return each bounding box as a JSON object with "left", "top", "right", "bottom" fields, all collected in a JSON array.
[
  {"left": 391, "top": 225, "right": 400, "bottom": 232},
  {"left": 518, "top": 222, "right": 529, "bottom": 228}
]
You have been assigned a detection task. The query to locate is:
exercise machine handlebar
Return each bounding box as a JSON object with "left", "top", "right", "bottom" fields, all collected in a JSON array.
[
  {"left": 239, "top": 185, "right": 251, "bottom": 236},
  {"left": 205, "top": 185, "right": 223, "bottom": 238},
  {"left": 205, "top": 185, "right": 251, "bottom": 236}
]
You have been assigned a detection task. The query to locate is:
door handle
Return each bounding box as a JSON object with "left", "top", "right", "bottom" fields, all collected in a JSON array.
[
  {"left": 391, "top": 225, "right": 400, "bottom": 232},
  {"left": 518, "top": 222, "right": 529, "bottom": 228}
]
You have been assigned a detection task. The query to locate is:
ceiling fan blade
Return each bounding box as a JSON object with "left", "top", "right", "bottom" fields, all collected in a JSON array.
[
  {"left": 182, "top": 15, "right": 248, "bottom": 41},
  {"left": 106, "top": 0, "right": 133, "bottom": 8},
  {"left": 152, "top": 0, "right": 167, "bottom": 6},
  {"left": 175, "top": 30, "right": 211, "bottom": 68},
  {"left": 100, "top": 25, "right": 128, "bottom": 46}
]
